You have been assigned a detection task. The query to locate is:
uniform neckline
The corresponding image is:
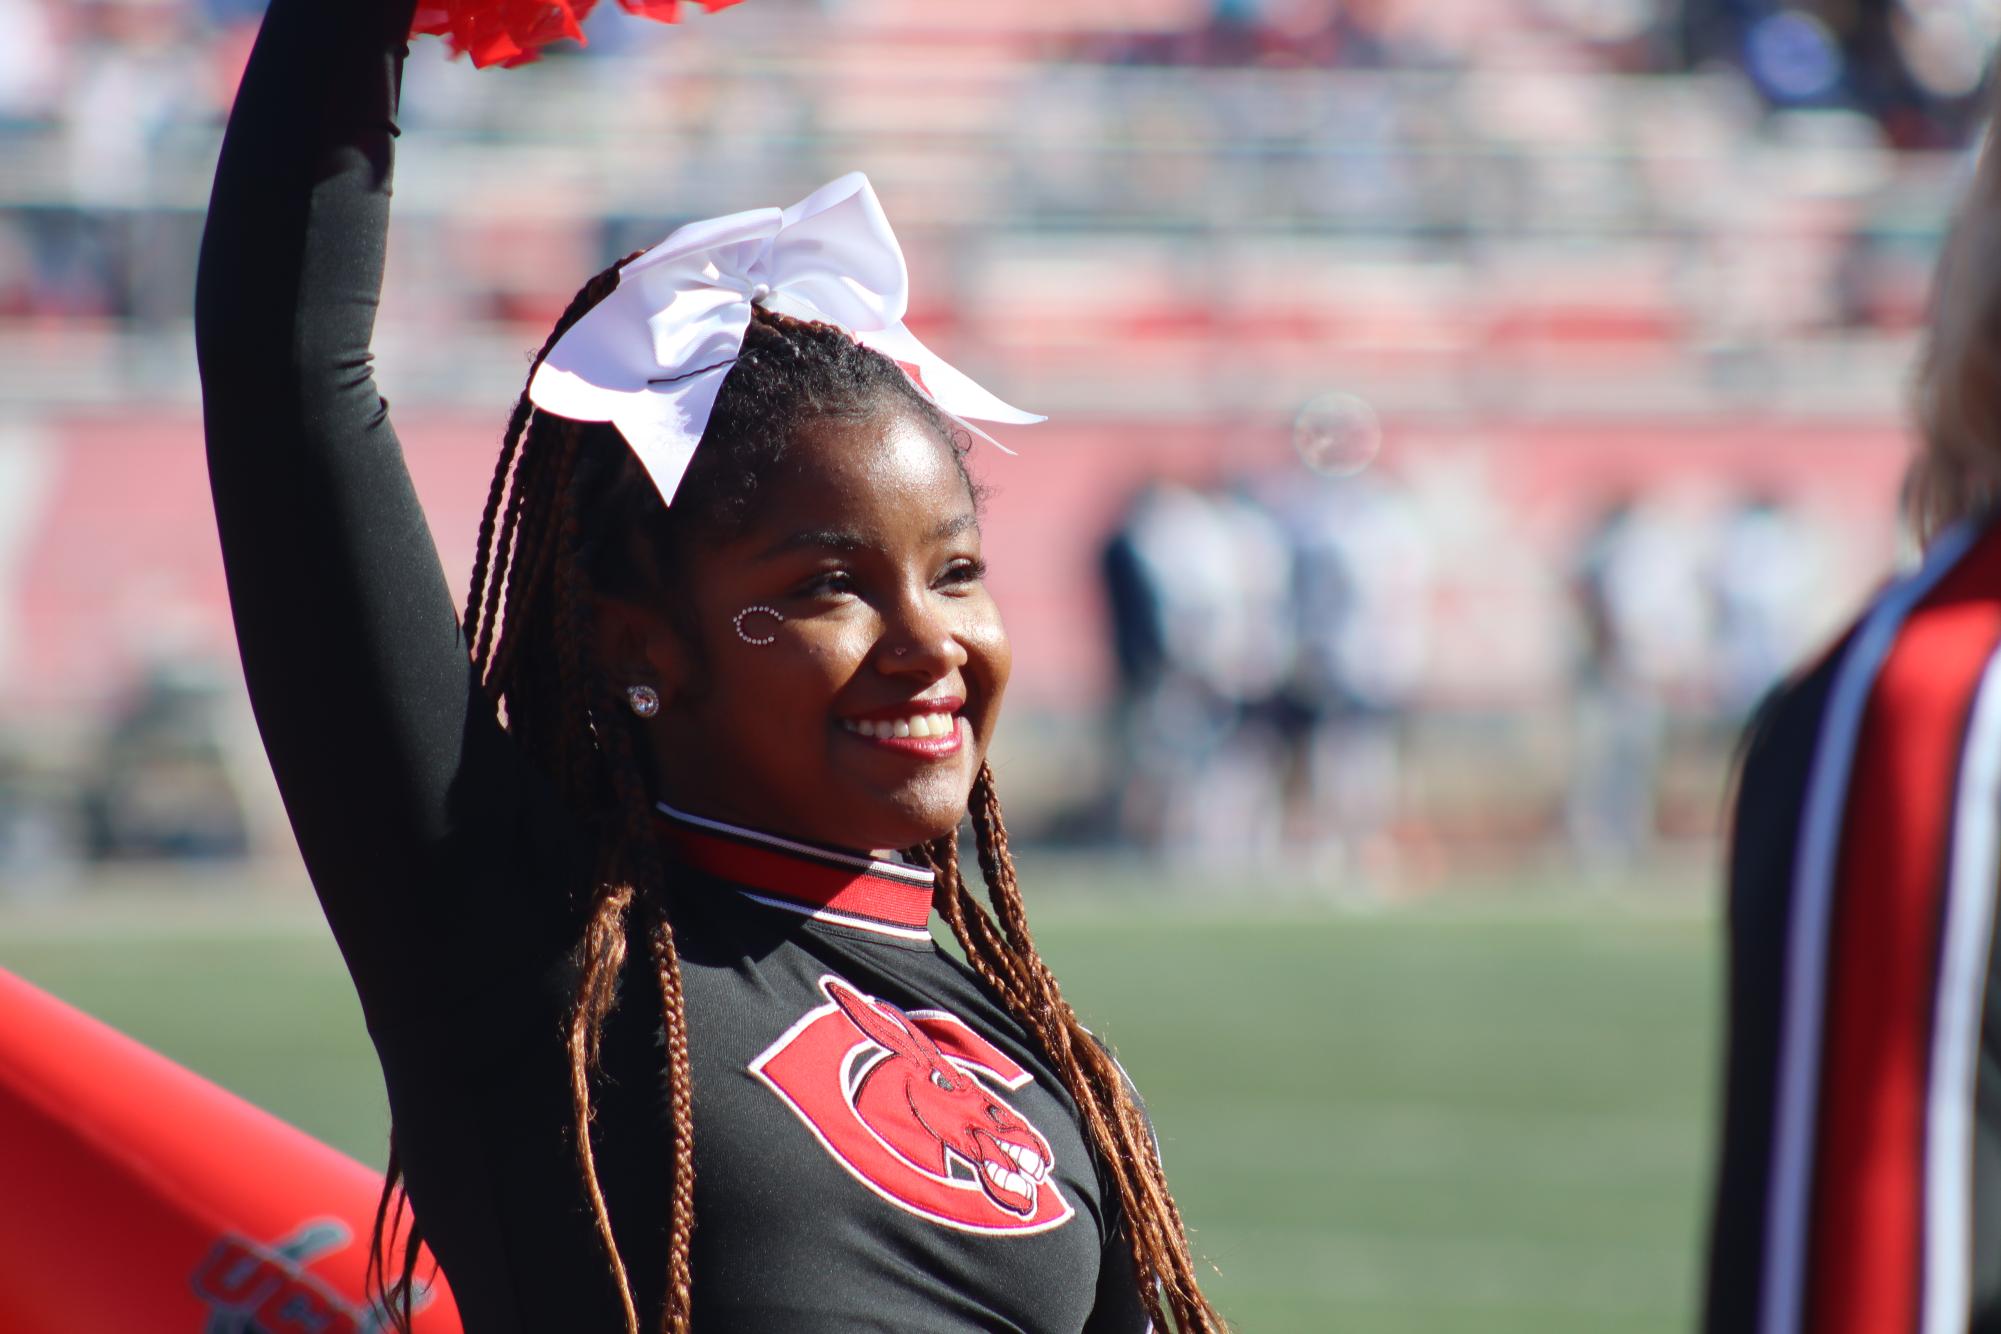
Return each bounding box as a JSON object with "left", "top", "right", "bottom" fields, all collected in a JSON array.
[{"left": 653, "top": 800, "right": 936, "bottom": 942}]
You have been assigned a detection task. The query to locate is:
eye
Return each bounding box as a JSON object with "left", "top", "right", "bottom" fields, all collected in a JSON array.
[
  {"left": 799, "top": 568, "right": 856, "bottom": 600},
  {"left": 987, "top": 1105, "right": 1005, "bottom": 1123},
  {"left": 930, "top": 1069, "right": 957, "bottom": 1091},
  {"left": 938, "top": 557, "right": 988, "bottom": 590}
]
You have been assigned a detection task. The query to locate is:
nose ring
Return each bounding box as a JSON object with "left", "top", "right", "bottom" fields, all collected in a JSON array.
[{"left": 733, "top": 604, "right": 785, "bottom": 646}]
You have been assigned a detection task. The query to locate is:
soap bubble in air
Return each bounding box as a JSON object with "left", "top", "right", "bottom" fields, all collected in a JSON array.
[{"left": 1293, "top": 391, "right": 1382, "bottom": 478}]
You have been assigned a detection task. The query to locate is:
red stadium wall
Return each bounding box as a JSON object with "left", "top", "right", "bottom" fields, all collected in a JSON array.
[{"left": 3, "top": 409, "right": 1913, "bottom": 714}]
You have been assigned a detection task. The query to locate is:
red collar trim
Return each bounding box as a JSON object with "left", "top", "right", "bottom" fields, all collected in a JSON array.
[{"left": 654, "top": 802, "right": 935, "bottom": 937}]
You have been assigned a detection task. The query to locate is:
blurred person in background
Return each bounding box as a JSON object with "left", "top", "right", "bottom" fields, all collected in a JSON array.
[
  {"left": 1705, "top": 83, "right": 2001, "bottom": 1334},
  {"left": 1099, "top": 457, "right": 1431, "bottom": 884},
  {"left": 44, "top": 0, "right": 205, "bottom": 326},
  {"left": 1708, "top": 492, "right": 1832, "bottom": 724},
  {"left": 78, "top": 660, "right": 249, "bottom": 862},
  {"left": 1265, "top": 461, "right": 1430, "bottom": 881},
  {"left": 1567, "top": 492, "right": 1715, "bottom": 865},
  {"left": 1098, "top": 481, "right": 1201, "bottom": 852},
  {"left": 1680, "top": 0, "right": 2000, "bottom": 148},
  {"left": 1097, "top": 479, "right": 1292, "bottom": 864},
  {"left": 1192, "top": 480, "right": 1297, "bottom": 864},
  {"left": 0, "top": 0, "right": 60, "bottom": 130},
  {"left": 194, "top": 0, "right": 1224, "bottom": 1330}
]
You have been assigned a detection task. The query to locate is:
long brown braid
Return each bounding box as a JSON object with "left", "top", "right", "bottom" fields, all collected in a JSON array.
[
  {"left": 368, "top": 258, "right": 1224, "bottom": 1332},
  {"left": 916, "top": 771, "right": 1226, "bottom": 1333},
  {"left": 369, "top": 254, "right": 701, "bottom": 1333}
]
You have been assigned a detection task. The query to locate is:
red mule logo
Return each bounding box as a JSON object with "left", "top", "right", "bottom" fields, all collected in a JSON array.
[{"left": 750, "top": 975, "right": 1075, "bottom": 1235}]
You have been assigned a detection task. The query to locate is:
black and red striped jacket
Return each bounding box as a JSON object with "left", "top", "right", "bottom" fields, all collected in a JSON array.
[{"left": 1708, "top": 516, "right": 2001, "bottom": 1334}]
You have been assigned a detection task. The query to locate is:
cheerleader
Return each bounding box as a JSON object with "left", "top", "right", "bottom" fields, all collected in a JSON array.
[
  {"left": 1704, "top": 95, "right": 2001, "bottom": 1334},
  {"left": 193, "top": 0, "right": 1225, "bottom": 1329}
]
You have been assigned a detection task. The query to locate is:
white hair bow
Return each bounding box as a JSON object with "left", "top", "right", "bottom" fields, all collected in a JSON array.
[{"left": 527, "top": 172, "right": 1043, "bottom": 506}]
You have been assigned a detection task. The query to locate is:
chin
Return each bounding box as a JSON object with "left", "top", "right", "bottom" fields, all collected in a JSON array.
[{"left": 863, "top": 768, "right": 977, "bottom": 849}]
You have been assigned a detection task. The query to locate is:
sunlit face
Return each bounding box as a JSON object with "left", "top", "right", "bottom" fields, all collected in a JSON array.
[{"left": 598, "top": 406, "right": 1011, "bottom": 854}]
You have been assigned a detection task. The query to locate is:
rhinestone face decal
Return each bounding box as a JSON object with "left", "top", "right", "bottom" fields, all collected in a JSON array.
[{"left": 734, "top": 605, "right": 785, "bottom": 646}]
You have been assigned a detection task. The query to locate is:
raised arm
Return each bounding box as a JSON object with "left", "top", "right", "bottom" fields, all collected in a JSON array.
[{"left": 196, "top": 0, "right": 573, "bottom": 1020}]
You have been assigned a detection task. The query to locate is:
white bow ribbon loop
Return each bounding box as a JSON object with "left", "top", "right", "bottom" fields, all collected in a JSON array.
[{"left": 527, "top": 172, "right": 1042, "bottom": 506}]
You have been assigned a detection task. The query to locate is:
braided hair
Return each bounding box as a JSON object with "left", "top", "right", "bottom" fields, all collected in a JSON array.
[{"left": 368, "top": 258, "right": 1228, "bottom": 1333}]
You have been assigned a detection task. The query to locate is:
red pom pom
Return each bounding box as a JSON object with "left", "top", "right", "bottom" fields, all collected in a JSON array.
[{"left": 413, "top": 0, "right": 742, "bottom": 69}]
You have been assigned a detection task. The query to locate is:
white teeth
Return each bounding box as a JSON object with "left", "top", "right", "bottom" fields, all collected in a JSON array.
[
  {"left": 1000, "top": 1143, "right": 1048, "bottom": 1180},
  {"left": 983, "top": 1161, "right": 1031, "bottom": 1199},
  {"left": 843, "top": 712, "right": 959, "bottom": 739}
]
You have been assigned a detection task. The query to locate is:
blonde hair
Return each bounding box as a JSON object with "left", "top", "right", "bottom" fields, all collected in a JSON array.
[{"left": 1911, "top": 86, "right": 2001, "bottom": 544}]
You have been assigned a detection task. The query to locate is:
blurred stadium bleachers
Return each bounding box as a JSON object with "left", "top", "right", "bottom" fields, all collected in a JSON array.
[{"left": 2, "top": 0, "right": 1993, "bottom": 882}]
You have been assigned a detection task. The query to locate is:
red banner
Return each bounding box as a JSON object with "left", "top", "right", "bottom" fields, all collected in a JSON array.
[{"left": 0, "top": 966, "right": 460, "bottom": 1333}]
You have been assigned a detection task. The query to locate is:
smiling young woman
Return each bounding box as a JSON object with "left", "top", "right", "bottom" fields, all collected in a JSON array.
[
  {"left": 593, "top": 400, "right": 1014, "bottom": 855},
  {"left": 193, "top": 0, "right": 1224, "bottom": 1330}
]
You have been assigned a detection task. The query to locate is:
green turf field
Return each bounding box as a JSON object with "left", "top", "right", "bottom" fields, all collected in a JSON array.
[{"left": 0, "top": 883, "right": 1717, "bottom": 1333}]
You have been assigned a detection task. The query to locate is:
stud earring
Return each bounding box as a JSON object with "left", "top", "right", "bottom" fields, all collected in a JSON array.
[
  {"left": 626, "top": 684, "right": 660, "bottom": 718},
  {"left": 733, "top": 604, "right": 785, "bottom": 646}
]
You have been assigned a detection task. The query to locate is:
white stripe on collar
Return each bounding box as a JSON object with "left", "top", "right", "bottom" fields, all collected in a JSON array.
[
  {"left": 734, "top": 890, "right": 936, "bottom": 943},
  {"left": 653, "top": 800, "right": 935, "bottom": 886}
]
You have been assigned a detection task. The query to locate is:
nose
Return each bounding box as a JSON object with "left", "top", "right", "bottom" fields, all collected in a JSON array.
[{"left": 875, "top": 587, "right": 967, "bottom": 678}]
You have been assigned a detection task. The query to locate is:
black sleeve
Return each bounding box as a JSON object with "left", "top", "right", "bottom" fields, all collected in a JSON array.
[
  {"left": 195, "top": 0, "right": 582, "bottom": 1031},
  {"left": 1702, "top": 646, "right": 1843, "bottom": 1333},
  {"left": 1082, "top": 1238, "right": 1153, "bottom": 1334}
]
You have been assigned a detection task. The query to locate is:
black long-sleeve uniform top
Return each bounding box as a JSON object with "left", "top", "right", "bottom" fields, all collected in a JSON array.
[
  {"left": 193, "top": 1, "right": 1148, "bottom": 1328},
  {"left": 1704, "top": 514, "right": 2001, "bottom": 1333}
]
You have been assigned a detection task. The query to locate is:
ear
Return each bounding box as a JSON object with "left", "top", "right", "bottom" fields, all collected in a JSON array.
[
  {"left": 592, "top": 593, "right": 691, "bottom": 704},
  {"left": 829, "top": 981, "right": 928, "bottom": 1060}
]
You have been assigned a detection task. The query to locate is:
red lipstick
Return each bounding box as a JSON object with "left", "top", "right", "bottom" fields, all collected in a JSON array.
[{"left": 837, "top": 696, "right": 966, "bottom": 758}]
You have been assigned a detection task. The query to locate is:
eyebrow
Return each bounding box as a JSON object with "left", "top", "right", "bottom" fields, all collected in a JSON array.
[{"left": 754, "top": 512, "right": 979, "bottom": 561}]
